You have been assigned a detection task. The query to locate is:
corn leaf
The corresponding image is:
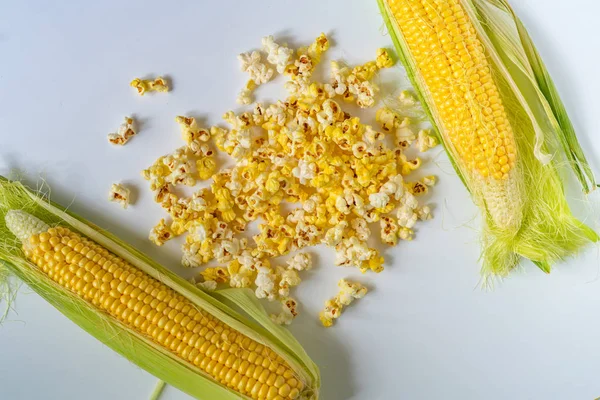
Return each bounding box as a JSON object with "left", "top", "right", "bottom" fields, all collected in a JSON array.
[{"left": 0, "top": 176, "right": 320, "bottom": 399}]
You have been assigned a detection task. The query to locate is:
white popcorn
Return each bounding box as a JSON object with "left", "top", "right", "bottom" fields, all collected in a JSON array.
[
  {"left": 292, "top": 160, "right": 316, "bottom": 185},
  {"left": 335, "top": 237, "right": 374, "bottom": 268},
  {"left": 255, "top": 266, "right": 278, "bottom": 301},
  {"left": 108, "top": 183, "right": 131, "bottom": 208},
  {"left": 351, "top": 218, "right": 370, "bottom": 241},
  {"left": 238, "top": 51, "right": 274, "bottom": 84},
  {"left": 324, "top": 221, "right": 347, "bottom": 247},
  {"left": 287, "top": 253, "right": 312, "bottom": 271},
  {"left": 369, "top": 192, "right": 390, "bottom": 209},
  {"left": 262, "top": 35, "right": 293, "bottom": 74},
  {"left": 380, "top": 175, "right": 405, "bottom": 200},
  {"left": 397, "top": 204, "right": 418, "bottom": 229}
]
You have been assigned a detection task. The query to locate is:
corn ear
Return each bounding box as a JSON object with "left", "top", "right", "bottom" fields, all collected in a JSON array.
[
  {"left": 0, "top": 176, "right": 320, "bottom": 399},
  {"left": 377, "top": 0, "right": 598, "bottom": 277}
]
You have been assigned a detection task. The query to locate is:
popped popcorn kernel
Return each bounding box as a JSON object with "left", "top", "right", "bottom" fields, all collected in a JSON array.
[
  {"left": 108, "top": 116, "right": 137, "bottom": 145},
  {"left": 417, "top": 129, "right": 438, "bottom": 152},
  {"left": 149, "top": 218, "right": 174, "bottom": 246},
  {"left": 130, "top": 76, "right": 169, "bottom": 95},
  {"left": 375, "top": 48, "right": 394, "bottom": 69},
  {"left": 108, "top": 183, "right": 131, "bottom": 208},
  {"left": 271, "top": 298, "right": 298, "bottom": 325},
  {"left": 319, "top": 279, "right": 367, "bottom": 327}
]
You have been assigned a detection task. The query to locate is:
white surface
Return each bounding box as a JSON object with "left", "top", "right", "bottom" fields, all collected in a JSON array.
[{"left": 1, "top": 1, "right": 600, "bottom": 399}]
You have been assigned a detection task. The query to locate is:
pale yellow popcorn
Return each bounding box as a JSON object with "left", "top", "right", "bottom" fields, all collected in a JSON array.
[
  {"left": 262, "top": 35, "right": 293, "bottom": 74},
  {"left": 417, "top": 205, "right": 433, "bottom": 221},
  {"left": 108, "top": 183, "right": 131, "bottom": 208},
  {"left": 351, "top": 218, "right": 370, "bottom": 242},
  {"left": 277, "top": 267, "right": 301, "bottom": 297},
  {"left": 108, "top": 116, "right": 137, "bottom": 145},
  {"left": 320, "top": 279, "right": 367, "bottom": 327},
  {"left": 417, "top": 129, "right": 438, "bottom": 152},
  {"left": 337, "top": 279, "right": 368, "bottom": 305},
  {"left": 397, "top": 204, "right": 418, "bottom": 229},
  {"left": 149, "top": 218, "right": 174, "bottom": 246},
  {"left": 236, "top": 80, "right": 256, "bottom": 105},
  {"left": 323, "top": 221, "right": 348, "bottom": 247},
  {"left": 271, "top": 298, "right": 298, "bottom": 325},
  {"left": 375, "top": 48, "right": 394, "bottom": 69},
  {"left": 398, "top": 90, "right": 417, "bottom": 107},
  {"left": 380, "top": 216, "right": 399, "bottom": 246},
  {"left": 130, "top": 76, "right": 169, "bottom": 95}
]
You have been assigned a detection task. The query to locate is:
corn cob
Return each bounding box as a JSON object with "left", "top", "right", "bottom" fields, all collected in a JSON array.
[
  {"left": 0, "top": 178, "right": 319, "bottom": 400},
  {"left": 378, "top": 0, "right": 598, "bottom": 276}
]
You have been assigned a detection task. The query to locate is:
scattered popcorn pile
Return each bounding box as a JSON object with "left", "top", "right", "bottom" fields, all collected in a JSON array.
[
  {"left": 319, "top": 279, "right": 367, "bottom": 327},
  {"left": 137, "top": 33, "right": 437, "bottom": 326}
]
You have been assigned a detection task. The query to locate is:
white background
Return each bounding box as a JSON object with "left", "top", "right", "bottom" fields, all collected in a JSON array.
[{"left": 1, "top": 1, "right": 600, "bottom": 399}]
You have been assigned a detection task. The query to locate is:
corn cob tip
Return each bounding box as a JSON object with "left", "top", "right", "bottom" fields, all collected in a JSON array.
[{"left": 5, "top": 210, "right": 50, "bottom": 243}]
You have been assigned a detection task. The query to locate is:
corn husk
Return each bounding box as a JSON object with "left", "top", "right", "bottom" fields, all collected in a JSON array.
[
  {"left": 0, "top": 176, "right": 320, "bottom": 399},
  {"left": 377, "top": 0, "right": 598, "bottom": 277}
]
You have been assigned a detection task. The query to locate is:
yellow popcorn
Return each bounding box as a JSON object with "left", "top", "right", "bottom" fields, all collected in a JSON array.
[
  {"left": 108, "top": 116, "right": 137, "bottom": 145},
  {"left": 108, "top": 183, "right": 131, "bottom": 209},
  {"left": 319, "top": 279, "right": 367, "bottom": 327},
  {"left": 200, "top": 266, "right": 229, "bottom": 283},
  {"left": 375, "top": 48, "right": 394, "bottom": 69},
  {"left": 130, "top": 76, "right": 169, "bottom": 95},
  {"left": 149, "top": 218, "right": 174, "bottom": 246},
  {"left": 196, "top": 157, "right": 216, "bottom": 180}
]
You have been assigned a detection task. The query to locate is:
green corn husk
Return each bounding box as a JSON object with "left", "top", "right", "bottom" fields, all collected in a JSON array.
[
  {"left": 377, "top": 0, "right": 598, "bottom": 277},
  {"left": 0, "top": 176, "right": 320, "bottom": 399}
]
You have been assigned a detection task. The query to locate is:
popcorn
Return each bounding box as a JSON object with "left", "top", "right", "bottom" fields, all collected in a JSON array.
[
  {"left": 138, "top": 32, "right": 436, "bottom": 326},
  {"left": 255, "top": 266, "right": 278, "bottom": 301},
  {"left": 319, "top": 279, "right": 367, "bottom": 327},
  {"left": 108, "top": 183, "right": 131, "bottom": 208},
  {"left": 287, "top": 252, "right": 312, "bottom": 271},
  {"left": 375, "top": 48, "right": 394, "bottom": 69},
  {"left": 262, "top": 35, "right": 294, "bottom": 74},
  {"left": 108, "top": 116, "right": 137, "bottom": 145},
  {"left": 130, "top": 76, "right": 169, "bottom": 95},
  {"left": 277, "top": 267, "right": 301, "bottom": 297},
  {"left": 228, "top": 259, "right": 255, "bottom": 288},
  {"left": 238, "top": 51, "right": 274, "bottom": 85},
  {"left": 236, "top": 80, "right": 256, "bottom": 105},
  {"left": 271, "top": 298, "right": 298, "bottom": 325},
  {"left": 201, "top": 266, "right": 229, "bottom": 283},
  {"left": 417, "top": 129, "right": 438, "bottom": 152},
  {"left": 149, "top": 218, "right": 174, "bottom": 246}
]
